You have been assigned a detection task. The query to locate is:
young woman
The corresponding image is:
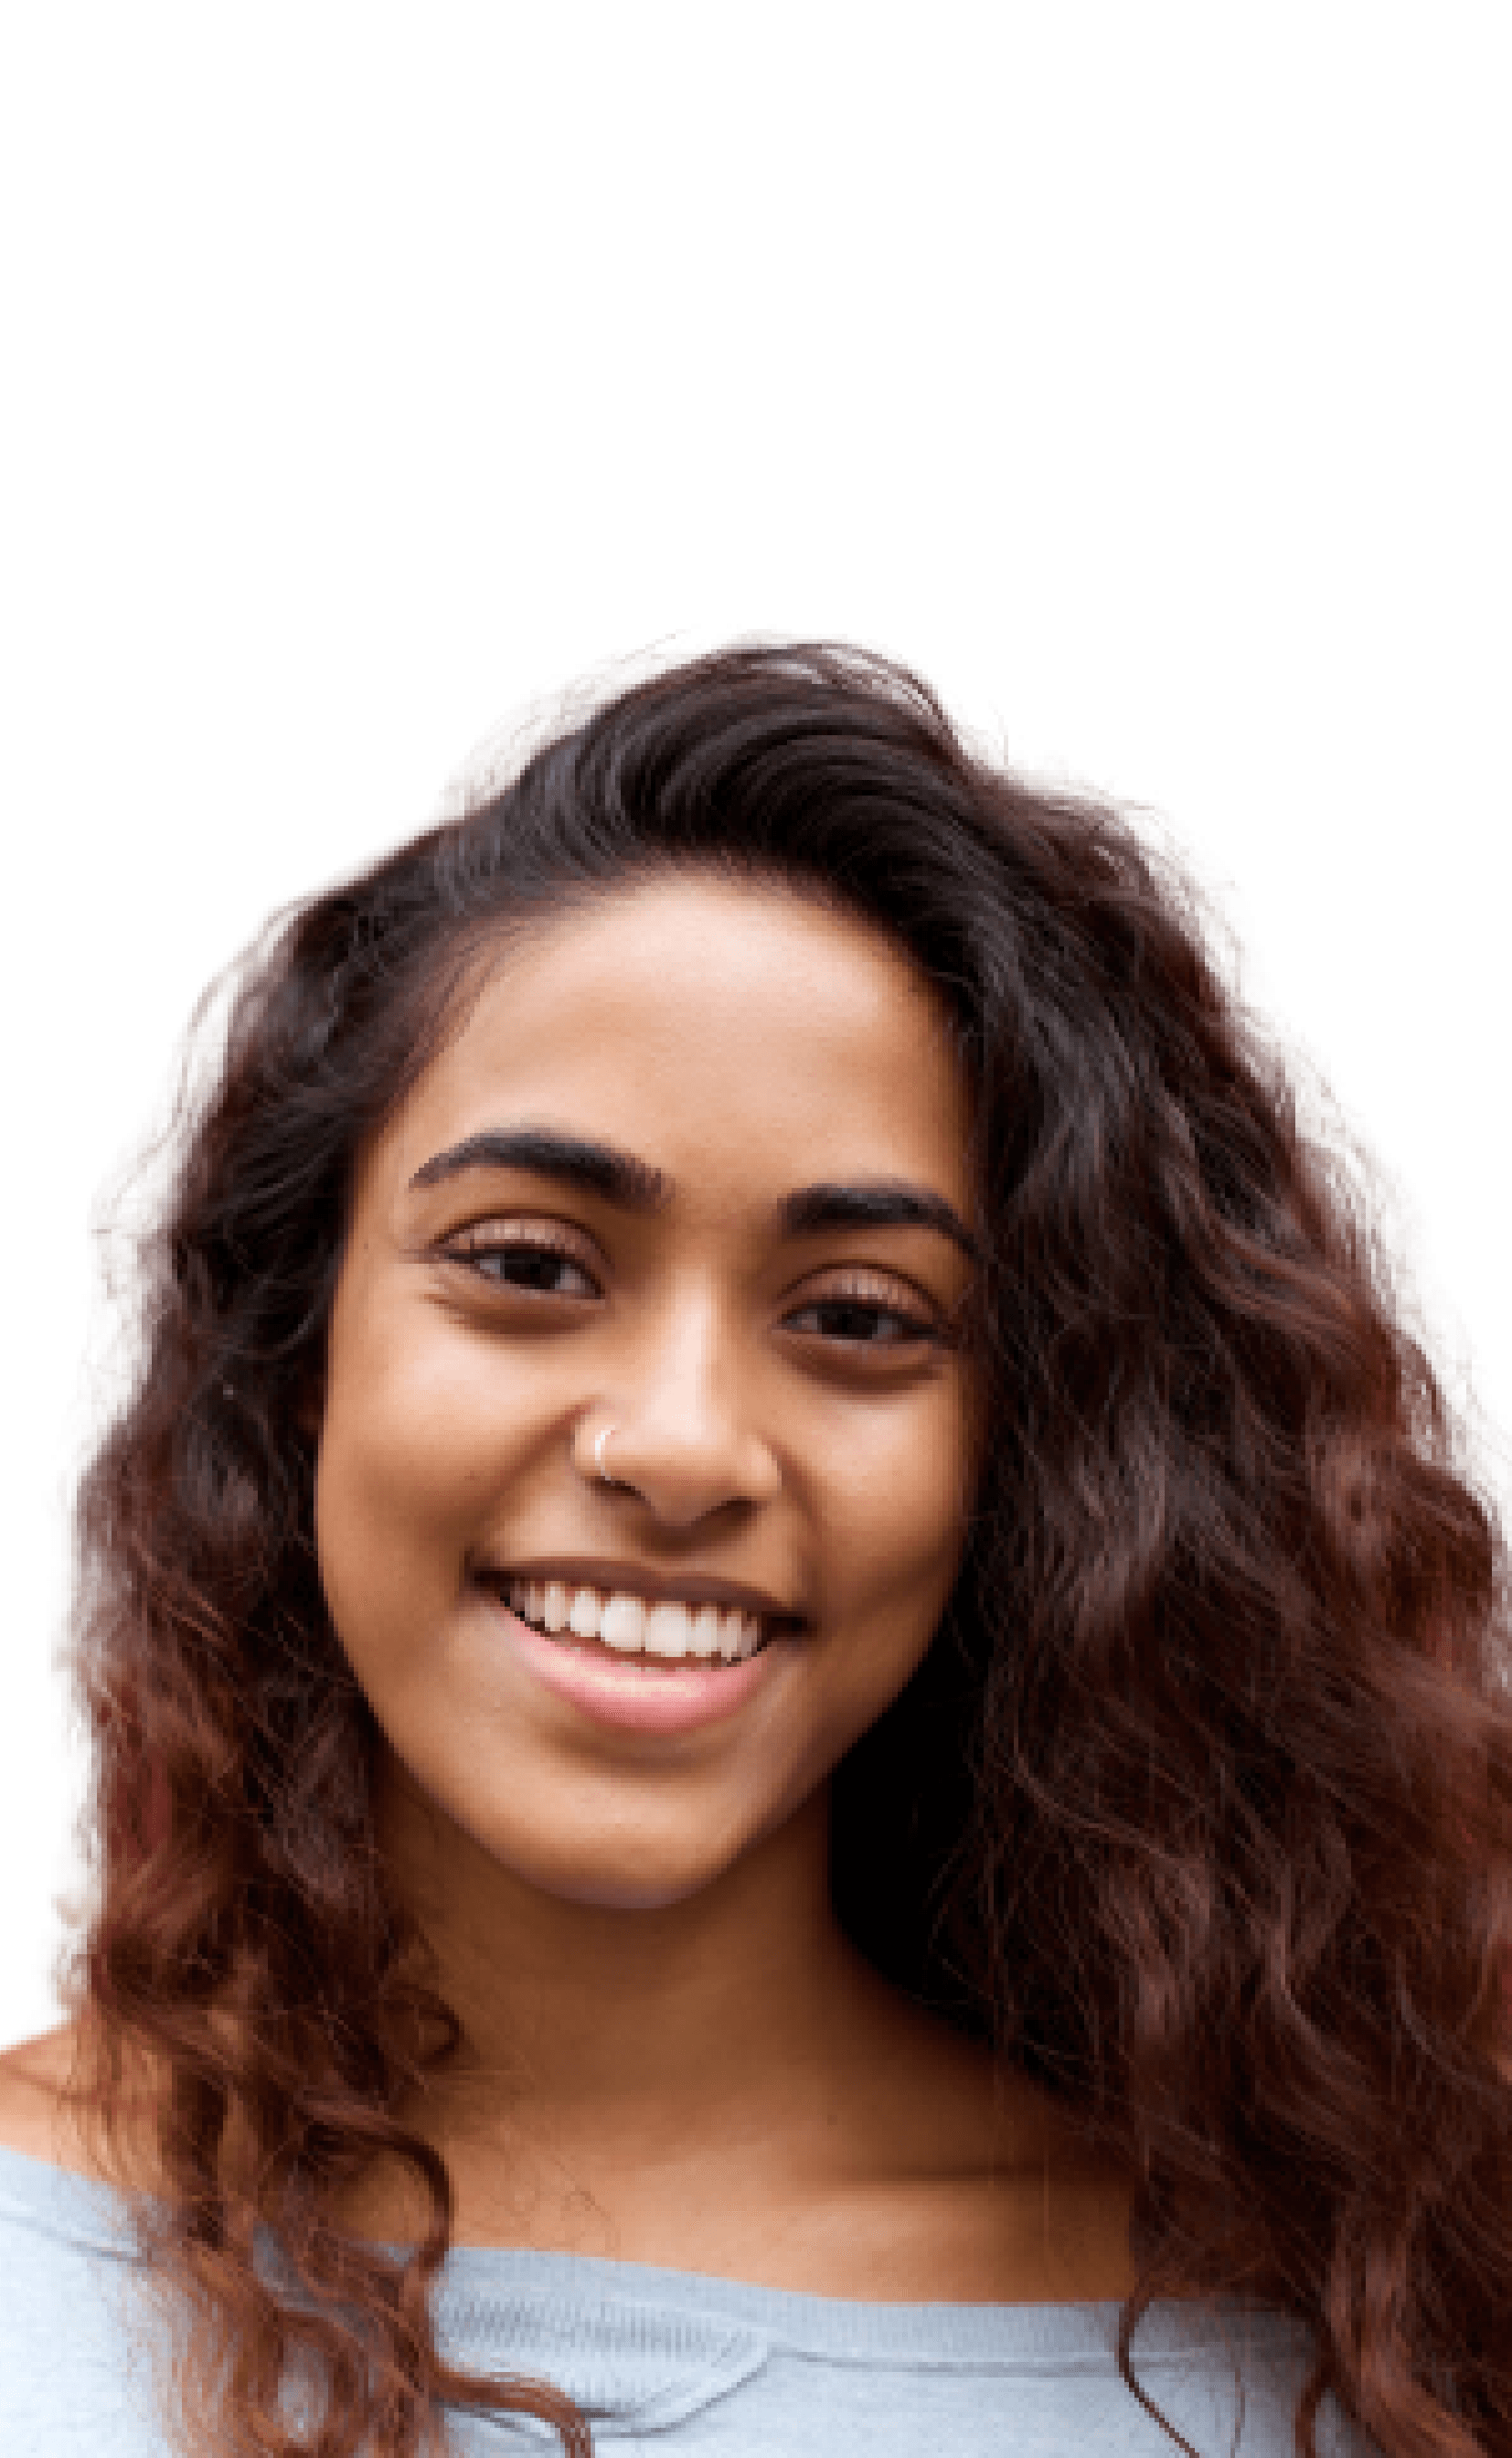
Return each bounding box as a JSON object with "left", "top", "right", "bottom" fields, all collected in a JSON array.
[{"left": 1, "top": 644, "right": 1507, "bottom": 2456}]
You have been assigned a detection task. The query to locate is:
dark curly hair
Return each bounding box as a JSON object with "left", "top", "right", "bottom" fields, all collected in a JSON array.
[{"left": 59, "top": 643, "right": 1512, "bottom": 2457}]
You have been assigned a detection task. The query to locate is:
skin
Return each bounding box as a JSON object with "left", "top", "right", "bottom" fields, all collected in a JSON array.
[{"left": 0, "top": 872, "right": 1136, "bottom": 2299}]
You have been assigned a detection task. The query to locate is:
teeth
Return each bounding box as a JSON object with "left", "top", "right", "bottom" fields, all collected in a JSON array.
[
  {"left": 643, "top": 1600, "right": 697, "bottom": 1657},
  {"left": 599, "top": 1594, "right": 646, "bottom": 1651},
  {"left": 568, "top": 1586, "right": 602, "bottom": 1639},
  {"left": 504, "top": 1578, "right": 771, "bottom": 1662},
  {"left": 690, "top": 1603, "right": 724, "bottom": 1661}
]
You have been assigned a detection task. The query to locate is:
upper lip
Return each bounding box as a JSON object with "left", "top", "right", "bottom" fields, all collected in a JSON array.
[{"left": 476, "top": 1555, "right": 805, "bottom": 1627}]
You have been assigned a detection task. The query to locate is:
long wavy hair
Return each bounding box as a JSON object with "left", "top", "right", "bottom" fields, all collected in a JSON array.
[{"left": 59, "top": 643, "right": 1512, "bottom": 2457}]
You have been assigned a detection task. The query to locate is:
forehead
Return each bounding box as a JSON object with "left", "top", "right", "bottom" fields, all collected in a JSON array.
[{"left": 374, "top": 872, "right": 974, "bottom": 1207}]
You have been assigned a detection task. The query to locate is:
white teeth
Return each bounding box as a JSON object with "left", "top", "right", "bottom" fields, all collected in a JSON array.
[
  {"left": 599, "top": 1594, "right": 646, "bottom": 1651},
  {"left": 568, "top": 1587, "right": 602, "bottom": 1639},
  {"left": 691, "top": 1603, "right": 725, "bottom": 1661},
  {"left": 643, "top": 1600, "right": 697, "bottom": 1657},
  {"left": 503, "top": 1577, "right": 772, "bottom": 1662}
]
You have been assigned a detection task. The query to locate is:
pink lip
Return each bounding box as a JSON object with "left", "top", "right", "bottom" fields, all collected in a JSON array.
[{"left": 490, "top": 1597, "right": 787, "bottom": 1735}]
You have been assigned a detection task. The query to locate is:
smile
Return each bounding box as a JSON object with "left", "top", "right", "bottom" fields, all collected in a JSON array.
[
  {"left": 486, "top": 1581, "right": 795, "bottom": 1737},
  {"left": 505, "top": 1577, "right": 767, "bottom": 1664}
]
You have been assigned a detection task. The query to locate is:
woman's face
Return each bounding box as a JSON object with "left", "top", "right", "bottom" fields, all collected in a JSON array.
[{"left": 315, "top": 872, "right": 981, "bottom": 1912}]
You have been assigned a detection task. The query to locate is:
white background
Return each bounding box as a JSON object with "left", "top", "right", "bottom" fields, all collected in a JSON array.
[{"left": 1, "top": 5, "right": 1507, "bottom": 2051}]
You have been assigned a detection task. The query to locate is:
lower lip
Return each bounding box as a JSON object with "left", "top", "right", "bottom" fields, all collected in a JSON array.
[{"left": 491, "top": 1599, "right": 788, "bottom": 1735}]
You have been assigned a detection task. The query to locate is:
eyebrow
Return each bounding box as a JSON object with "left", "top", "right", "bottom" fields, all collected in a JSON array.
[{"left": 410, "top": 1126, "right": 980, "bottom": 1264}]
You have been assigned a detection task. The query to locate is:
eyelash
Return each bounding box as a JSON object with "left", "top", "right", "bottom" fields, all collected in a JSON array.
[{"left": 442, "top": 1228, "right": 943, "bottom": 1352}]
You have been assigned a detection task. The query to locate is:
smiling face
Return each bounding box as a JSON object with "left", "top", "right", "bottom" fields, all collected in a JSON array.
[{"left": 314, "top": 871, "right": 982, "bottom": 1914}]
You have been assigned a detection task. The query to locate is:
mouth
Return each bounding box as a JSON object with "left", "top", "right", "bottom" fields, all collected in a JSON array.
[
  {"left": 484, "top": 1573, "right": 804, "bottom": 1672},
  {"left": 480, "top": 1571, "right": 804, "bottom": 1737}
]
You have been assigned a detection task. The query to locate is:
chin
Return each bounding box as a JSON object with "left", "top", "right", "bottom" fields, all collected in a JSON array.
[
  {"left": 491, "top": 1826, "right": 754, "bottom": 1917},
  {"left": 479, "top": 1854, "right": 729, "bottom": 1916},
  {"left": 544, "top": 1871, "right": 714, "bottom": 1913}
]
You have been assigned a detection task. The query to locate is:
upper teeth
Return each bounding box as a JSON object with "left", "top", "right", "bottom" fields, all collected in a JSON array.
[{"left": 506, "top": 1579, "right": 764, "bottom": 1663}]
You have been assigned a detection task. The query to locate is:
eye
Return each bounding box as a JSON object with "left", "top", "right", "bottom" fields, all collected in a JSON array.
[
  {"left": 784, "top": 1277, "right": 941, "bottom": 1351},
  {"left": 442, "top": 1226, "right": 599, "bottom": 1299},
  {"left": 435, "top": 1231, "right": 948, "bottom": 1350}
]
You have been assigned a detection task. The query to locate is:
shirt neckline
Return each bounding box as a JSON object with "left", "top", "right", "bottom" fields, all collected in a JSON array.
[{"left": 0, "top": 2135, "right": 1312, "bottom": 2368}]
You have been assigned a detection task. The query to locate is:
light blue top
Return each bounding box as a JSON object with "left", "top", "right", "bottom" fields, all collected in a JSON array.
[{"left": 0, "top": 2140, "right": 1383, "bottom": 2453}]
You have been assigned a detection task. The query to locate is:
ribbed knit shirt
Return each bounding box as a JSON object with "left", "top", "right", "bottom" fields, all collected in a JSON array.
[{"left": 0, "top": 2141, "right": 1384, "bottom": 2453}]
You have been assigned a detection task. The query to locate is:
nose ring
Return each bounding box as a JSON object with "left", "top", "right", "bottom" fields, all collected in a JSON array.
[{"left": 593, "top": 1425, "right": 620, "bottom": 1487}]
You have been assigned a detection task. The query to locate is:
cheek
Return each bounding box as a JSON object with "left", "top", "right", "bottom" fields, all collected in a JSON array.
[
  {"left": 804, "top": 1393, "right": 976, "bottom": 1740},
  {"left": 314, "top": 1286, "right": 507, "bottom": 1643},
  {"left": 825, "top": 1385, "right": 974, "bottom": 1608}
]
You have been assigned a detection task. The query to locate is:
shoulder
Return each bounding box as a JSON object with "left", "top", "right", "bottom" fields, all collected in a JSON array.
[
  {"left": 0, "top": 2025, "right": 82, "bottom": 2168},
  {"left": 0, "top": 2031, "right": 170, "bottom": 2454},
  {"left": 0, "top": 2021, "right": 154, "bottom": 2186}
]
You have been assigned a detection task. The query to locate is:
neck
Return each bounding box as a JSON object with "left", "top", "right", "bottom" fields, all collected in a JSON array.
[{"left": 375, "top": 1756, "right": 901, "bottom": 2182}]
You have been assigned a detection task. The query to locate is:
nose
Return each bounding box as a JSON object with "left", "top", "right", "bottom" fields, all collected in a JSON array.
[{"left": 580, "top": 1293, "right": 781, "bottom": 1528}]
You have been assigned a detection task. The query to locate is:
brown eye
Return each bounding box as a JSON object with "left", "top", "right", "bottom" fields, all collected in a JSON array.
[
  {"left": 445, "top": 1229, "right": 599, "bottom": 1299},
  {"left": 786, "top": 1281, "right": 939, "bottom": 1349}
]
